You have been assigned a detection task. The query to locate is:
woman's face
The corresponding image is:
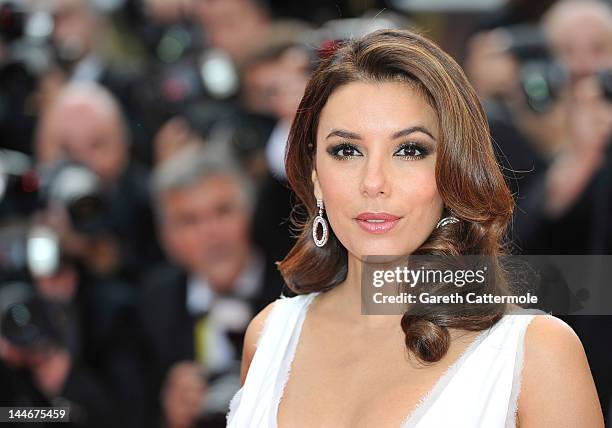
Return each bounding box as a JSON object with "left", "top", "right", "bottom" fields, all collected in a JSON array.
[{"left": 312, "top": 80, "right": 444, "bottom": 258}]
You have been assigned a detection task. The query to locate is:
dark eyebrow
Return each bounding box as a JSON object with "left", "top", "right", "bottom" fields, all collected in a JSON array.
[
  {"left": 325, "top": 129, "right": 362, "bottom": 140},
  {"left": 325, "top": 126, "right": 436, "bottom": 141},
  {"left": 392, "top": 126, "right": 436, "bottom": 141}
]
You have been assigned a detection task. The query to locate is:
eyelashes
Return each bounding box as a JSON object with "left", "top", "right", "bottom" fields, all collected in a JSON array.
[
  {"left": 395, "top": 142, "right": 430, "bottom": 159},
  {"left": 327, "top": 143, "right": 360, "bottom": 159},
  {"left": 326, "top": 142, "right": 430, "bottom": 161}
]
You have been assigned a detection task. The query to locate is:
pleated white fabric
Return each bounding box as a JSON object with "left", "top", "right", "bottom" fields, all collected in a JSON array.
[{"left": 226, "top": 291, "right": 541, "bottom": 428}]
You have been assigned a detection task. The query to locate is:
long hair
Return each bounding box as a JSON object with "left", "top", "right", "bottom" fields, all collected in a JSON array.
[{"left": 277, "top": 29, "right": 515, "bottom": 363}]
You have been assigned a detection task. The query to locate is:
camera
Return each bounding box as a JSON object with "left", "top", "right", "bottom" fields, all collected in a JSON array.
[
  {"left": 0, "top": 223, "right": 62, "bottom": 283},
  {"left": 0, "top": 150, "right": 40, "bottom": 218},
  {"left": 598, "top": 68, "right": 612, "bottom": 102},
  {"left": 499, "top": 24, "right": 612, "bottom": 112},
  {"left": 497, "top": 24, "right": 567, "bottom": 114},
  {"left": 0, "top": 282, "right": 68, "bottom": 352},
  {"left": 39, "top": 160, "right": 111, "bottom": 236},
  {"left": 0, "top": 2, "right": 25, "bottom": 42}
]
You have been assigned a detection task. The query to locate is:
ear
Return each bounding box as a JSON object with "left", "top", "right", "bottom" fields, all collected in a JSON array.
[{"left": 311, "top": 168, "right": 323, "bottom": 200}]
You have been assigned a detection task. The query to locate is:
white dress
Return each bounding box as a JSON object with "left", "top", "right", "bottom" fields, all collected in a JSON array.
[{"left": 226, "top": 291, "right": 541, "bottom": 428}]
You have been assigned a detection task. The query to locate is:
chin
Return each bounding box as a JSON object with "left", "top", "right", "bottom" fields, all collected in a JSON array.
[
  {"left": 351, "top": 245, "right": 410, "bottom": 259},
  {"left": 208, "top": 275, "right": 236, "bottom": 292}
]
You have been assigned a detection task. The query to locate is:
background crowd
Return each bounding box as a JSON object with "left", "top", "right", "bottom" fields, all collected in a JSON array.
[{"left": 0, "top": 0, "right": 611, "bottom": 427}]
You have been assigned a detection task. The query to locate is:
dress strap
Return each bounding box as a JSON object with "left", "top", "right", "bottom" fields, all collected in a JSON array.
[
  {"left": 505, "top": 309, "right": 545, "bottom": 428},
  {"left": 226, "top": 292, "right": 319, "bottom": 427}
]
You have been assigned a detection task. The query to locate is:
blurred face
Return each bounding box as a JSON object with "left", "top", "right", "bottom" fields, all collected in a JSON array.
[
  {"left": 161, "top": 175, "right": 252, "bottom": 292},
  {"left": 312, "top": 81, "right": 443, "bottom": 258},
  {"left": 195, "top": 0, "right": 268, "bottom": 61},
  {"left": 144, "top": 0, "right": 191, "bottom": 23},
  {"left": 547, "top": 6, "right": 612, "bottom": 82},
  {"left": 52, "top": 0, "right": 96, "bottom": 63},
  {"left": 42, "top": 102, "right": 127, "bottom": 184},
  {"left": 243, "top": 48, "right": 310, "bottom": 119}
]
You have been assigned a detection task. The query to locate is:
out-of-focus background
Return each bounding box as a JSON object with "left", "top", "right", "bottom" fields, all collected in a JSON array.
[{"left": 1, "top": 0, "right": 611, "bottom": 426}]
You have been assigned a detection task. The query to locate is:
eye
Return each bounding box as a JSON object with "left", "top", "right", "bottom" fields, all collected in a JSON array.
[
  {"left": 327, "top": 142, "right": 363, "bottom": 159},
  {"left": 394, "top": 142, "right": 429, "bottom": 160}
]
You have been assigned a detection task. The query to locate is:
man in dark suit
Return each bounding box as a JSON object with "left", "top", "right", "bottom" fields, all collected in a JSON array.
[{"left": 139, "top": 143, "right": 283, "bottom": 428}]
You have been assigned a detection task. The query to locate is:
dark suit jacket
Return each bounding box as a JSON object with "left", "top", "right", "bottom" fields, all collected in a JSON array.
[{"left": 137, "top": 256, "right": 284, "bottom": 427}]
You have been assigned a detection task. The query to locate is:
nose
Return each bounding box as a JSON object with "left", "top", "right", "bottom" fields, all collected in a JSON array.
[{"left": 359, "top": 152, "right": 390, "bottom": 198}]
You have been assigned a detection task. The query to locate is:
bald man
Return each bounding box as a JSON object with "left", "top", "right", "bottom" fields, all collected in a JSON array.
[
  {"left": 51, "top": 0, "right": 101, "bottom": 72},
  {"left": 537, "top": 4, "right": 612, "bottom": 424},
  {"left": 47, "top": 0, "right": 155, "bottom": 166},
  {"left": 35, "top": 82, "right": 164, "bottom": 283},
  {"left": 36, "top": 82, "right": 129, "bottom": 185},
  {"left": 543, "top": 0, "right": 612, "bottom": 83}
]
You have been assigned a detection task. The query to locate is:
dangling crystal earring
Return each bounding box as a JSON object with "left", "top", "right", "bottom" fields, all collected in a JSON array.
[
  {"left": 435, "top": 215, "right": 459, "bottom": 229},
  {"left": 312, "top": 198, "right": 329, "bottom": 247}
]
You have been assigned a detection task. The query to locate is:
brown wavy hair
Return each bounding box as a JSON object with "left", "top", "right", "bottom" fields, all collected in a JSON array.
[{"left": 276, "top": 29, "right": 515, "bottom": 363}]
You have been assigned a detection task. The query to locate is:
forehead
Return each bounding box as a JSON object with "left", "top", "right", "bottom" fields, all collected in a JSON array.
[
  {"left": 48, "top": 101, "right": 120, "bottom": 135},
  {"left": 317, "top": 80, "right": 439, "bottom": 140},
  {"left": 52, "top": 0, "right": 89, "bottom": 15},
  {"left": 165, "top": 174, "right": 242, "bottom": 207},
  {"left": 549, "top": 8, "right": 612, "bottom": 44}
]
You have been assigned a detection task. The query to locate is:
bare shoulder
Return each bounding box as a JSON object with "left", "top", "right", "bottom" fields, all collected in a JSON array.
[
  {"left": 239, "top": 300, "right": 278, "bottom": 386},
  {"left": 517, "top": 315, "right": 604, "bottom": 427}
]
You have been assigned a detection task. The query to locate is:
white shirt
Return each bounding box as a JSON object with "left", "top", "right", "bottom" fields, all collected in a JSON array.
[
  {"left": 265, "top": 119, "right": 291, "bottom": 181},
  {"left": 186, "top": 248, "right": 265, "bottom": 374}
]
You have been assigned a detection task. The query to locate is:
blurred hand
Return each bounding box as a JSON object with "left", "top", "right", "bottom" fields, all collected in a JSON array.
[
  {"left": 40, "top": 205, "right": 120, "bottom": 276},
  {"left": 568, "top": 76, "right": 612, "bottom": 155},
  {"left": 465, "top": 29, "right": 519, "bottom": 99},
  {"left": 29, "top": 347, "right": 72, "bottom": 397},
  {"left": 154, "top": 117, "right": 194, "bottom": 166},
  {"left": 0, "top": 338, "right": 28, "bottom": 369},
  {"left": 545, "top": 76, "right": 612, "bottom": 218},
  {"left": 144, "top": 0, "right": 192, "bottom": 23},
  {"left": 162, "top": 361, "right": 207, "bottom": 428}
]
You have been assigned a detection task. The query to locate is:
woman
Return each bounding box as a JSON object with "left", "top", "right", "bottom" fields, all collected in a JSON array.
[{"left": 226, "top": 29, "right": 603, "bottom": 427}]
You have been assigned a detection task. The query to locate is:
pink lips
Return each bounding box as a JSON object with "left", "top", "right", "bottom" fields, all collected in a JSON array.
[{"left": 354, "top": 212, "right": 401, "bottom": 234}]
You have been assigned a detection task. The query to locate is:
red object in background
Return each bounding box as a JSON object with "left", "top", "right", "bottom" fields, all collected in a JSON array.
[
  {"left": 21, "top": 170, "right": 39, "bottom": 193},
  {"left": 318, "top": 39, "right": 343, "bottom": 60}
]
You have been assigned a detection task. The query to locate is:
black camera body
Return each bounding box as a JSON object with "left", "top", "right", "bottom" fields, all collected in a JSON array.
[
  {"left": 0, "top": 282, "right": 68, "bottom": 352},
  {"left": 502, "top": 24, "right": 612, "bottom": 113},
  {"left": 39, "top": 160, "right": 112, "bottom": 236}
]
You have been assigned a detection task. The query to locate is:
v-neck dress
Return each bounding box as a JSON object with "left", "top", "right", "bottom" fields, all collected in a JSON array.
[{"left": 226, "top": 291, "right": 540, "bottom": 427}]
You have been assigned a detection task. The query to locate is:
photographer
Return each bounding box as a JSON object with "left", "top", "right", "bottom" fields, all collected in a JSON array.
[
  {"left": 34, "top": 82, "right": 164, "bottom": 284},
  {"left": 465, "top": 1, "right": 612, "bottom": 254},
  {"left": 0, "top": 220, "right": 146, "bottom": 427},
  {"left": 234, "top": 21, "right": 314, "bottom": 288},
  {"left": 466, "top": 1, "right": 612, "bottom": 421},
  {"left": 48, "top": 0, "right": 158, "bottom": 165},
  {"left": 0, "top": 282, "right": 114, "bottom": 428},
  {"left": 510, "top": 0, "right": 612, "bottom": 253},
  {"left": 138, "top": 143, "right": 283, "bottom": 428},
  {"left": 0, "top": 1, "right": 53, "bottom": 157}
]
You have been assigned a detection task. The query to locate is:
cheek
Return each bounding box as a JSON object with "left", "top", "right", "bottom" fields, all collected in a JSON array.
[
  {"left": 397, "top": 168, "right": 443, "bottom": 228},
  {"left": 222, "top": 215, "right": 250, "bottom": 246},
  {"left": 98, "top": 143, "right": 118, "bottom": 162},
  {"left": 405, "top": 174, "right": 442, "bottom": 209},
  {"left": 314, "top": 159, "right": 357, "bottom": 230},
  {"left": 165, "top": 226, "right": 197, "bottom": 258}
]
